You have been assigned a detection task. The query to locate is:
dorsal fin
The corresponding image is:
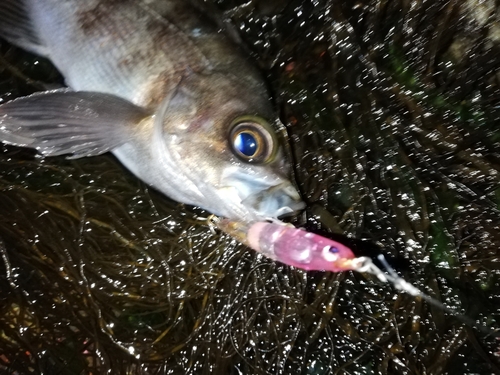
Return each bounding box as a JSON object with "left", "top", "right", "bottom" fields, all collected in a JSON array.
[{"left": 0, "top": 0, "right": 46, "bottom": 55}]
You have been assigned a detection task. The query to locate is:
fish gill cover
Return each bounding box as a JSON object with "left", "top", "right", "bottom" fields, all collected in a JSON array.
[{"left": 0, "top": 0, "right": 499, "bottom": 374}]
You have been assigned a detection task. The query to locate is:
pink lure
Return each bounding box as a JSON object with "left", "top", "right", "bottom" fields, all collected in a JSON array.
[
  {"left": 216, "top": 220, "right": 497, "bottom": 336},
  {"left": 246, "top": 222, "right": 356, "bottom": 272}
]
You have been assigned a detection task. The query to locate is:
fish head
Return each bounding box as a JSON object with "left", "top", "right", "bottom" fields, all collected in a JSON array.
[{"left": 153, "top": 72, "right": 305, "bottom": 221}]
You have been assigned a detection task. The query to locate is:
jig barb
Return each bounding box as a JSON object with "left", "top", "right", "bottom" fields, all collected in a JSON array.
[{"left": 349, "top": 255, "right": 500, "bottom": 336}]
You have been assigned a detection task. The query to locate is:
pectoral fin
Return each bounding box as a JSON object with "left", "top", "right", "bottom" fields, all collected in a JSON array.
[
  {"left": 0, "top": 89, "right": 150, "bottom": 158},
  {"left": 0, "top": 0, "right": 46, "bottom": 55}
]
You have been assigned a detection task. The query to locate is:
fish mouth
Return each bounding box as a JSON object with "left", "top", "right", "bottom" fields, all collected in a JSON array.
[
  {"left": 240, "top": 181, "right": 306, "bottom": 219},
  {"left": 220, "top": 168, "right": 305, "bottom": 220}
]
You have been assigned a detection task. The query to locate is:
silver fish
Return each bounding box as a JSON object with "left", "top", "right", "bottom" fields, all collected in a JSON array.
[{"left": 0, "top": 0, "right": 305, "bottom": 221}]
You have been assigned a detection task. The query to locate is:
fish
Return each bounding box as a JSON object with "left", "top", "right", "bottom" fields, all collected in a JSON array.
[{"left": 0, "top": 0, "right": 305, "bottom": 222}]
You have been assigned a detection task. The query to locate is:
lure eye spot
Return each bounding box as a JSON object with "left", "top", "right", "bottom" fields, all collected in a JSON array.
[
  {"left": 229, "top": 117, "right": 277, "bottom": 164},
  {"left": 322, "top": 245, "right": 340, "bottom": 262}
]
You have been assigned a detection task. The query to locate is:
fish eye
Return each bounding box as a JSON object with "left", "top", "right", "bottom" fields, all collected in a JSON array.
[
  {"left": 229, "top": 116, "right": 277, "bottom": 163},
  {"left": 234, "top": 132, "right": 257, "bottom": 157}
]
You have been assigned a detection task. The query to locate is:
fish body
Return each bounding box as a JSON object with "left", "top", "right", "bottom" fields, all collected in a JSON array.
[{"left": 0, "top": 0, "right": 304, "bottom": 221}]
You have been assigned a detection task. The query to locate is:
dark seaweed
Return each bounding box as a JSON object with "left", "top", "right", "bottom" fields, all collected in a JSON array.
[{"left": 1, "top": 0, "right": 500, "bottom": 374}]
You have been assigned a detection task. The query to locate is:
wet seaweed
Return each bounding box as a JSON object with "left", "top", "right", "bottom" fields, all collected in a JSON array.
[{"left": 1, "top": 0, "right": 500, "bottom": 374}]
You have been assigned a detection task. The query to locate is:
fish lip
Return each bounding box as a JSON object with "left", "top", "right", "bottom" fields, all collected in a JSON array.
[{"left": 275, "top": 204, "right": 305, "bottom": 219}]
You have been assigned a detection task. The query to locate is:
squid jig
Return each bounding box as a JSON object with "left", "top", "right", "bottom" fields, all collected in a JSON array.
[{"left": 213, "top": 218, "right": 498, "bottom": 336}]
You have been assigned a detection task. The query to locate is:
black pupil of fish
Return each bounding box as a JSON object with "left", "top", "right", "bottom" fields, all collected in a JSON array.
[
  {"left": 329, "top": 246, "right": 339, "bottom": 253},
  {"left": 235, "top": 132, "right": 257, "bottom": 157}
]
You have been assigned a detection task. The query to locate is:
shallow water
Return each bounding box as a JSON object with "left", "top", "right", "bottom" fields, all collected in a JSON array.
[{"left": 1, "top": 0, "right": 499, "bottom": 374}]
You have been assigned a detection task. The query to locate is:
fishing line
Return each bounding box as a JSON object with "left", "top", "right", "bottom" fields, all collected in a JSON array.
[{"left": 349, "top": 254, "right": 500, "bottom": 338}]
